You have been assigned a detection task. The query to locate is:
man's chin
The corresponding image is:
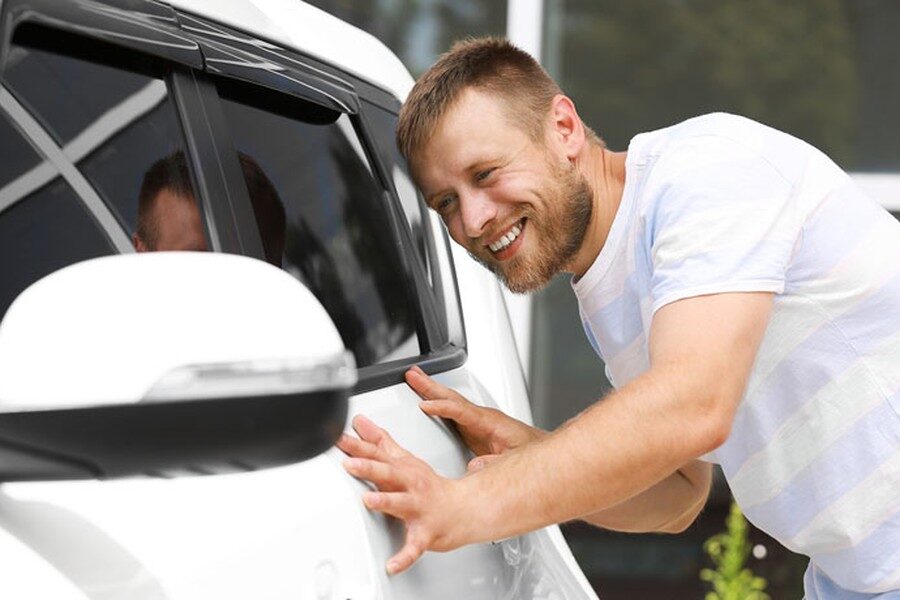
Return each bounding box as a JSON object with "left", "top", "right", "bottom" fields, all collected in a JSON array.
[
  {"left": 500, "top": 271, "right": 554, "bottom": 294},
  {"left": 468, "top": 251, "right": 553, "bottom": 294}
]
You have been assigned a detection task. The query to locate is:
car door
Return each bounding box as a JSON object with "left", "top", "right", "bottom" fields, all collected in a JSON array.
[
  {"left": 0, "top": 2, "right": 597, "bottom": 598},
  {"left": 195, "top": 18, "right": 597, "bottom": 597}
]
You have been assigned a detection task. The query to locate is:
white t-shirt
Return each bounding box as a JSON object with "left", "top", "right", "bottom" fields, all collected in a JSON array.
[{"left": 572, "top": 113, "right": 900, "bottom": 597}]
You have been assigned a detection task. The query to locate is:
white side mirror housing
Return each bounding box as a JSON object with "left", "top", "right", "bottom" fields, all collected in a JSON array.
[{"left": 0, "top": 253, "right": 354, "bottom": 480}]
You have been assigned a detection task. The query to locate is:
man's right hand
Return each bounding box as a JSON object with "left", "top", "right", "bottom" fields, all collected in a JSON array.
[{"left": 405, "top": 366, "right": 546, "bottom": 471}]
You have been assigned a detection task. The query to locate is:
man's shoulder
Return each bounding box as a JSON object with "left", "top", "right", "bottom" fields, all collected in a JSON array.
[
  {"left": 633, "top": 112, "right": 809, "bottom": 188},
  {"left": 641, "top": 112, "right": 783, "bottom": 154}
]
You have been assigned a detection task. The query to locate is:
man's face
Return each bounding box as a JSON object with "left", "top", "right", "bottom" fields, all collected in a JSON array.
[
  {"left": 414, "top": 89, "right": 593, "bottom": 293},
  {"left": 134, "top": 189, "right": 207, "bottom": 253}
]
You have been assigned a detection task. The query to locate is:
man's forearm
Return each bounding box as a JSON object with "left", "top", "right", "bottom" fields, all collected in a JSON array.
[
  {"left": 579, "top": 460, "right": 712, "bottom": 533},
  {"left": 453, "top": 365, "right": 729, "bottom": 546}
]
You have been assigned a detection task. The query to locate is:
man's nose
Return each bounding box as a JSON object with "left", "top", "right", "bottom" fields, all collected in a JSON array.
[{"left": 459, "top": 190, "right": 497, "bottom": 240}]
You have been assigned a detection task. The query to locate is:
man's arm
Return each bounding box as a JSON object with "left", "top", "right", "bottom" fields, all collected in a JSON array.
[
  {"left": 579, "top": 459, "right": 712, "bottom": 533},
  {"left": 339, "top": 291, "right": 773, "bottom": 574},
  {"left": 408, "top": 364, "right": 712, "bottom": 534}
]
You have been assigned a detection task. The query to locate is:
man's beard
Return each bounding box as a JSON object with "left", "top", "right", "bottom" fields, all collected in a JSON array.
[{"left": 468, "top": 161, "right": 594, "bottom": 293}]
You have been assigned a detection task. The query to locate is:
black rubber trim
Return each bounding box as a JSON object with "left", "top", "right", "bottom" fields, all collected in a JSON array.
[
  {"left": 0, "top": 0, "right": 202, "bottom": 70},
  {"left": 357, "top": 99, "right": 451, "bottom": 344},
  {"left": 354, "top": 344, "right": 467, "bottom": 395},
  {"left": 351, "top": 75, "right": 402, "bottom": 113},
  {"left": 0, "top": 388, "right": 349, "bottom": 481},
  {"left": 169, "top": 70, "right": 263, "bottom": 257},
  {"left": 352, "top": 109, "right": 444, "bottom": 351}
]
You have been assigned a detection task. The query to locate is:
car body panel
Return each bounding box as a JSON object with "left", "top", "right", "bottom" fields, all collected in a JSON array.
[{"left": 166, "top": 0, "right": 414, "bottom": 101}]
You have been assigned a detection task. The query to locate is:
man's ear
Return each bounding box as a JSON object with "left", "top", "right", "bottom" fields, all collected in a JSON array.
[
  {"left": 133, "top": 232, "right": 150, "bottom": 252},
  {"left": 548, "top": 94, "right": 586, "bottom": 161}
]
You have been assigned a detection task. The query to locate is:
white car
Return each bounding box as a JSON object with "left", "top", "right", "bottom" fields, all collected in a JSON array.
[{"left": 0, "top": 1, "right": 597, "bottom": 598}]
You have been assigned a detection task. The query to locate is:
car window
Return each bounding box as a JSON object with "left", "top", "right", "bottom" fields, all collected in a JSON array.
[
  {"left": 2, "top": 25, "right": 200, "bottom": 244},
  {"left": 363, "top": 101, "right": 432, "bottom": 284},
  {"left": 0, "top": 110, "right": 115, "bottom": 319},
  {"left": 216, "top": 82, "right": 420, "bottom": 368}
]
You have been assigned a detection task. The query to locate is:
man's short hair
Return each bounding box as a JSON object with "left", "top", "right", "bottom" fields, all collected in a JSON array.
[
  {"left": 136, "top": 150, "right": 194, "bottom": 248},
  {"left": 397, "top": 37, "right": 600, "bottom": 164}
]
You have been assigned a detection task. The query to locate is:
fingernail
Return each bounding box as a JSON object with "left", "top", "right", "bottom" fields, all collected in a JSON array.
[
  {"left": 363, "top": 492, "right": 379, "bottom": 508},
  {"left": 343, "top": 458, "right": 360, "bottom": 470},
  {"left": 386, "top": 560, "right": 399, "bottom": 574}
]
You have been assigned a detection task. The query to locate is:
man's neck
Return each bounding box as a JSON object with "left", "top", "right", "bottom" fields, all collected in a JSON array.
[{"left": 568, "top": 144, "right": 628, "bottom": 278}]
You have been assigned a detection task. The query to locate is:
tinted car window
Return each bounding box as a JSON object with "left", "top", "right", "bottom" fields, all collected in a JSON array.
[
  {"left": 2, "top": 26, "right": 198, "bottom": 241},
  {"left": 217, "top": 83, "right": 420, "bottom": 367},
  {"left": 363, "top": 101, "right": 431, "bottom": 280},
  {"left": 0, "top": 111, "right": 115, "bottom": 318}
]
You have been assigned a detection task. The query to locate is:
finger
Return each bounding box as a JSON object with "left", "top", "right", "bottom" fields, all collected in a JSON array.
[
  {"left": 404, "top": 367, "right": 434, "bottom": 399},
  {"left": 467, "top": 453, "right": 501, "bottom": 472},
  {"left": 405, "top": 367, "right": 454, "bottom": 402},
  {"left": 335, "top": 433, "right": 384, "bottom": 461},
  {"left": 351, "top": 414, "right": 408, "bottom": 458},
  {"left": 387, "top": 535, "right": 427, "bottom": 575},
  {"left": 343, "top": 458, "right": 408, "bottom": 491},
  {"left": 363, "top": 491, "right": 415, "bottom": 520},
  {"left": 418, "top": 398, "right": 467, "bottom": 422}
]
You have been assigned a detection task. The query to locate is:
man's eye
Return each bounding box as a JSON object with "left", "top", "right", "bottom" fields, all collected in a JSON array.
[
  {"left": 475, "top": 168, "right": 494, "bottom": 183},
  {"left": 437, "top": 195, "right": 456, "bottom": 212}
]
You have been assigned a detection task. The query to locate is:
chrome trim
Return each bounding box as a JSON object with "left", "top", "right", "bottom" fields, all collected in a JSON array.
[{"left": 143, "top": 351, "right": 357, "bottom": 401}]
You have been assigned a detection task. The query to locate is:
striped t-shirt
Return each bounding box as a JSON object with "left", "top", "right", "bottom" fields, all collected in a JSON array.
[{"left": 572, "top": 113, "right": 900, "bottom": 597}]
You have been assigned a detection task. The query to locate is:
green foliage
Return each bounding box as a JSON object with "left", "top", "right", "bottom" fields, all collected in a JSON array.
[{"left": 700, "top": 502, "right": 770, "bottom": 600}]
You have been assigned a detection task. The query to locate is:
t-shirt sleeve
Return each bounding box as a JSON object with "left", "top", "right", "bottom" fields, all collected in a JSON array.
[{"left": 645, "top": 137, "right": 799, "bottom": 315}]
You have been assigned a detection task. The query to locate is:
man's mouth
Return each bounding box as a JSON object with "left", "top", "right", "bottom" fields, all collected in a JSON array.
[{"left": 487, "top": 218, "right": 526, "bottom": 258}]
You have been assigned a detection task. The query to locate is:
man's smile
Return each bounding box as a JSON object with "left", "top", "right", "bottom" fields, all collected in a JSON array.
[{"left": 486, "top": 217, "right": 527, "bottom": 260}]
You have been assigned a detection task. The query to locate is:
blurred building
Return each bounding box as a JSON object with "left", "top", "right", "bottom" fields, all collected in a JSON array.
[{"left": 308, "top": 1, "right": 900, "bottom": 598}]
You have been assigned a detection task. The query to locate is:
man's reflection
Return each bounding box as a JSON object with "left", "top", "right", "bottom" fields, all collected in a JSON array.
[
  {"left": 132, "top": 151, "right": 286, "bottom": 265},
  {"left": 133, "top": 151, "right": 204, "bottom": 252}
]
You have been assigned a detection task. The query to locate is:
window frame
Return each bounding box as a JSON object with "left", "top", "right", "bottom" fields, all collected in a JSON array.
[{"left": 175, "top": 10, "right": 467, "bottom": 393}]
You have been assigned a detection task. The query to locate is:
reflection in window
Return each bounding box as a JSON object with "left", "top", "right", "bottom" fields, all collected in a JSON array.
[
  {"left": 2, "top": 25, "right": 196, "bottom": 237},
  {"left": 217, "top": 84, "right": 420, "bottom": 367},
  {"left": 132, "top": 152, "right": 207, "bottom": 253},
  {"left": 0, "top": 110, "right": 115, "bottom": 318}
]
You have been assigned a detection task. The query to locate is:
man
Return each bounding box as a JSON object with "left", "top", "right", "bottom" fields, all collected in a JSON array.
[
  {"left": 337, "top": 38, "right": 900, "bottom": 598},
  {"left": 134, "top": 151, "right": 286, "bottom": 265}
]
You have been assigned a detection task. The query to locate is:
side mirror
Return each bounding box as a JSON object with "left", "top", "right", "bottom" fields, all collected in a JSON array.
[{"left": 0, "top": 253, "right": 353, "bottom": 481}]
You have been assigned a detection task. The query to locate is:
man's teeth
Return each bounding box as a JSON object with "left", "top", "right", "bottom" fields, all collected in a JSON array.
[{"left": 489, "top": 222, "right": 523, "bottom": 253}]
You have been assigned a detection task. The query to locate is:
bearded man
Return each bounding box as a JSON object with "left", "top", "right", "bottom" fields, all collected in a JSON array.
[{"left": 337, "top": 38, "right": 900, "bottom": 599}]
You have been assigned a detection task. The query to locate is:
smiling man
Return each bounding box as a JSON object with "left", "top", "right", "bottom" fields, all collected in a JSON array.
[{"left": 337, "top": 38, "right": 900, "bottom": 598}]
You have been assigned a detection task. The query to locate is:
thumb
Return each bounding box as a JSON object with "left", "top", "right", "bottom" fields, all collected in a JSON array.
[
  {"left": 405, "top": 367, "right": 443, "bottom": 401},
  {"left": 467, "top": 454, "right": 501, "bottom": 472},
  {"left": 386, "top": 535, "right": 426, "bottom": 575}
]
